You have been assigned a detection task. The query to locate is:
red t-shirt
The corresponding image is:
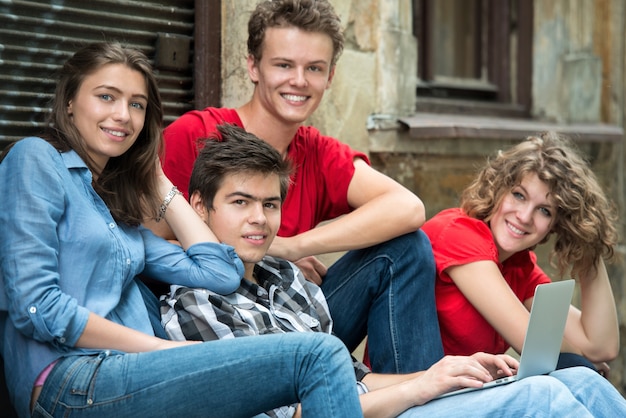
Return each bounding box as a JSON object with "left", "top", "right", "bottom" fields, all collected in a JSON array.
[
  {"left": 422, "top": 208, "right": 551, "bottom": 356},
  {"left": 162, "top": 107, "right": 369, "bottom": 237}
]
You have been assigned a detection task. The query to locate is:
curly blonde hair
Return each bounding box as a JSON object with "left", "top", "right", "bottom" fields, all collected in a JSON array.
[{"left": 460, "top": 132, "right": 618, "bottom": 279}]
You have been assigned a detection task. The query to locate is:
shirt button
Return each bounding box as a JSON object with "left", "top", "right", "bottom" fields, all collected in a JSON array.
[
  {"left": 59, "top": 337, "right": 66, "bottom": 344},
  {"left": 29, "top": 306, "right": 37, "bottom": 314},
  {"left": 126, "top": 259, "right": 131, "bottom": 265},
  {"left": 109, "top": 222, "right": 116, "bottom": 229}
]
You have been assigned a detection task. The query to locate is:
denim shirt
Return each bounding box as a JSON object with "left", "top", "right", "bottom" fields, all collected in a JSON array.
[{"left": 0, "top": 137, "right": 243, "bottom": 417}]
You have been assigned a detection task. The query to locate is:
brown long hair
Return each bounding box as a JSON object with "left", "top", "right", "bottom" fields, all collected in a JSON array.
[
  {"left": 33, "top": 42, "right": 163, "bottom": 225},
  {"left": 461, "top": 132, "right": 618, "bottom": 279}
]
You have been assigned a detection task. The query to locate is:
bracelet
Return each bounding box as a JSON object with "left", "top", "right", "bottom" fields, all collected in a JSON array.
[{"left": 155, "top": 186, "right": 183, "bottom": 222}]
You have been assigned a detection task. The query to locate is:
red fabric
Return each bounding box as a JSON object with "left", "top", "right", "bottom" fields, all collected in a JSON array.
[
  {"left": 162, "top": 107, "right": 369, "bottom": 237},
  {"left": 422, "top": 208, "right": 551, "bottom": 356}
]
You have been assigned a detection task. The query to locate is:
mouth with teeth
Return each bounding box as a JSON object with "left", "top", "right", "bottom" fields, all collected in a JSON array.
[
  {"left": 102, "top": 128, "right": 128, "bottom": 138},
  {"left": 245, "top": 235, "right": 265, "bottom": 241},
  {"left": 282, "top": 93, "right": 307, "bottom": 102},
  {"left": 506, "top": 221, "right": 526, "bottom": 236}
]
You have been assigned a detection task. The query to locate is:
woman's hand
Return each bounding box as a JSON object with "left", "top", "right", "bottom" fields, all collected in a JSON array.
[{"left": 594, "top": 361, "right": 610, "bottom": 378}]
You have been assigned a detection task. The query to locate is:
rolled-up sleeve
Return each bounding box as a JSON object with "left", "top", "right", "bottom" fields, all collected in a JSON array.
[
  {"left": 0, "top": 139, "right": 90, "bottom": 348},
  {"left": 140, "top": 227, "right": 243, "bottom": 295}
]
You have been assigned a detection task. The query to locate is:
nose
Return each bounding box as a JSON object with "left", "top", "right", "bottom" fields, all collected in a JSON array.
[
  {"left": 248, "top": 202, "right": 267, "bottom": 225},
  {"left": 516, "top": 204, "right": 533, "bottom": 224},
  {"left": 290, "top": 67, "right": 308, "bottom": 87},
  {"left": 112, "top": 100, "right": 131, "bottom": 122}
]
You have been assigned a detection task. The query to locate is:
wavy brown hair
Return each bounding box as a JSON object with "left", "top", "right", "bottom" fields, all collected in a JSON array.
[
  {"left": 44, "top": 42, "right": 163, "bottom": 226},
  {"left": 460, "top": 132, "right": 618, "bottom": 279},
  {"left": 247, "top": 0, "right": 344, "bottom": 67}
]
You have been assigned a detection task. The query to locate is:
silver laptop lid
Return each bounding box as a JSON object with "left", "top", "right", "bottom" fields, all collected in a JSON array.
[{"left": 516, "top": 279, "right": 575, "bottom": 379}]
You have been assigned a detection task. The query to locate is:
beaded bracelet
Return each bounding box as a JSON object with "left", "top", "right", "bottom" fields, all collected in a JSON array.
[{"left": 156, "top": 186, "right": 183, "bottom": 222}]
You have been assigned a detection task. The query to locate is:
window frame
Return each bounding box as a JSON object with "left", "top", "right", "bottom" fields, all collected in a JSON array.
[{"left": 413, "top": 0, "right": 533, "bottom": 117}]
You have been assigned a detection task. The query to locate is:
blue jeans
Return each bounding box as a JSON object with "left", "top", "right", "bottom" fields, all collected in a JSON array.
[
  {"left": 556, "top": 352, "right": 598, "bottom": 371},
  {"left": 397, "top": 367, "right": 626, "bottom": 417},
  {"left": 31, "top": 333, "right": 363, "bottom": 418},
  {"left": 322, "top": 230, "right": 444, "bottom": 374}
]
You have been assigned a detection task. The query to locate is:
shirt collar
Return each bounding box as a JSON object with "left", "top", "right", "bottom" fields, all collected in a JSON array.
[{"left": 61, "top": 149, "right": 93, "bottom": 182}]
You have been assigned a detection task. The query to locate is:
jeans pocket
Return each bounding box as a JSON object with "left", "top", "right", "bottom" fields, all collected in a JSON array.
[
  {"left": 31, "top": 402, "right": 54, "bottom": 418},
  {"left": 39, "top": 352, "right": 110, "bottom": 410}
]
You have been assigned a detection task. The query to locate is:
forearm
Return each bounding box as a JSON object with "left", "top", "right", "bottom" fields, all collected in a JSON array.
[
  {"left": 578, "top": 260, "right": 619, "bottom": 360},
  {"left": 273, "top": 191, "right": 424, "bottom": 260},
  {"left": 361, "top": 371, "right": 423, "bottom": 391},
  {"left": 156, "top": 177, "right": 219, "bottom": 250},
  {"left": 77, "top": 312, "right": 192, "bottom": 352},
  {"left": 359, "top": 372, "right": 433, "bottom": 418},
  {"left": 359, "top": 384, "right": 421, "bottom": 418}
]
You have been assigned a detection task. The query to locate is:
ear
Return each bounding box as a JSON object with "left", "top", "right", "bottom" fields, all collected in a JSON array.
[
  {"left": 247, "top": 54, "right": 260, "bottom": 84},
  {"left": 325, "top": 66, "right": 336, "bottom": 90},
  {"left": 189, "top": 191, "right": 209, "bottom": 222},
  {"left": 67, "top": 100, "right": 73, "bottom": 115}
]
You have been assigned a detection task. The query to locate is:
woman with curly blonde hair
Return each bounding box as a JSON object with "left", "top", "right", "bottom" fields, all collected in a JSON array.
[{"left": 422, "top": 131, "right": 619, "bottom": 374}]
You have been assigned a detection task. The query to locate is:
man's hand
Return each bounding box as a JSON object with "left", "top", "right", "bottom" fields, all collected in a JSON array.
[
  {"left": 268, "top": 236, "right": 328, "bottom": 284},
  {"left": 293, "top": 256, "right": 328, "bottom": 285},
  {"left": 469, "top": 352, "right": 519, "bottom": 379},
  {"left": 407, "top": 353, "right": 519, "bottom": 405}
]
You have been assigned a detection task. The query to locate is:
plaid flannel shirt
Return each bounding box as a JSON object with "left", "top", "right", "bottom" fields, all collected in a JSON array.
[{"left": 160, "top": 255, "right": 370, "bottom": 418}]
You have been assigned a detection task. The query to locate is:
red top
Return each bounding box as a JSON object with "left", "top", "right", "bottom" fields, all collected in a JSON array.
[
  {"left": 162, "top": 107, "right": 369, "bottom": 237},
  {"left": 422, "top": 208, "right": 551, "bottom": 356}
]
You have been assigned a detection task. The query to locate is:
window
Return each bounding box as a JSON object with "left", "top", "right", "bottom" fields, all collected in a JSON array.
[{"left": 413, "top": 0, "right": 532, "bottom": 117}]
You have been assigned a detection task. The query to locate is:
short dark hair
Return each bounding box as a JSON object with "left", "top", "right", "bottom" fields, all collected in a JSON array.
[
  {"left": 189, "top": 124, "right": 292, "bottom": 210},
  {"left": 247, "top": 0, "right": 344, "bottom": 67}
]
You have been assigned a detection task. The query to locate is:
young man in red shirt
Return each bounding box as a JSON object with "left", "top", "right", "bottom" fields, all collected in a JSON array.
[{"left": 155, "top": 0, "right": 443, "bottom": 374}]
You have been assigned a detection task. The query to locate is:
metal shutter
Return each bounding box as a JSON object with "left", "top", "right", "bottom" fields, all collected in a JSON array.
[{"left": 0, "top": 0, "right": 195, "bottom": 148}]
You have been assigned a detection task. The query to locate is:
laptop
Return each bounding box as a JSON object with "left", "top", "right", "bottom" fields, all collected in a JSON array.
[{"left": 436, "top": 279, "right": 575, "bottom": 399}]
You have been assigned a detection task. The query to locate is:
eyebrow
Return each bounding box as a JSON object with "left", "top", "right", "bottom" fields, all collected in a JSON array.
[
  {"left": 226, "top": 191, "right": 282, "bottom": 203},
  {"left": 270, "top": 56, "right": 329, "bottom": 66},
  {"left": 95, "top": 84, "right": 148, "bottom": 102},
  {"left": 517, "top": 184, "right": 555, "bottom": 207}
]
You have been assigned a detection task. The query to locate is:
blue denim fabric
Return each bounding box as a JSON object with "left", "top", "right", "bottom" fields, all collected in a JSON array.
[
  {"left": 397, "top": 367, "right": 626, "bottom": 417},
  {"left": 321, "top": 230, "right": 444, "bottom": 374},
  {"left": 0, "top": 138, "right": 244, "bottom": 417},
  {"left": 549, "top": 367, "right": 626, "bottom": 417},
  {"left": 31, "top": 333, "right": 363, "bottom": 418},
  {"left": 556, "top": 352, "right": 598, "bottom": 371}
]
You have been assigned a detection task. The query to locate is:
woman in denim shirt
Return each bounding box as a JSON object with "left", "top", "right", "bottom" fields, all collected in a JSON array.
[{"left": 0, "top": 42, "right": 362, "bottom": 418}]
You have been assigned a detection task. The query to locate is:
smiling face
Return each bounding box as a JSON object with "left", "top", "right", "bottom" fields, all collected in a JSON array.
[
  {"left": 247, "top": 26, "right": 335, "bottom": 127},
  {"left": 192, "top": 171, "right": 282, "bottom": 279},
  {"left": 489, "top": 173, "right": 557, "bottom": 262},
  {"left": 67, "top": 63, "right": 148, "bottom": 172}
]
